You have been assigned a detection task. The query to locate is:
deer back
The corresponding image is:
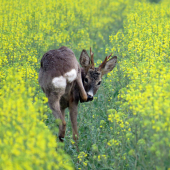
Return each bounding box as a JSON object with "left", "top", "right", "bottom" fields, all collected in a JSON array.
[{"left": 39, "top": 46, "right": 80, "bottom": 97}]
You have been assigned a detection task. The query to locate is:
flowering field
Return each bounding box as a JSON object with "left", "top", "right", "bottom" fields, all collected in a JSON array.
[
  {"left": 0, "top": 0, "right": 170, "bottom": 169},
  {"left": 106, "top": 1, "right": 170, "bottom": 169}
]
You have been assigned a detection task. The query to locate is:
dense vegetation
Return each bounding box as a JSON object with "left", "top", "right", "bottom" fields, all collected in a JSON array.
[{"left": 0, "top": 0, "right": 170, "bottom": 169}]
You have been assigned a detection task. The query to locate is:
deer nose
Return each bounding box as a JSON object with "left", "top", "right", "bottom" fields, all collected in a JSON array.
[{"left": 87, "top": 94, "right": 93, "bottom": 101}]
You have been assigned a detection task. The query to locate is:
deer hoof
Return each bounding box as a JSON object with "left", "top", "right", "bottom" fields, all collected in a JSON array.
[{"left": 59, "top": 135, "right": 64, "bottom": 142}]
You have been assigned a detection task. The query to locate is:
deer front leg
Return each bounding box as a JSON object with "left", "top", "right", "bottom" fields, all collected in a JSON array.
[
  {"left": 69, "top": 101, "right": 79, "bottom": 143},
  {"left": 76, "top": 69, "right": 88, "bottom": 102}
]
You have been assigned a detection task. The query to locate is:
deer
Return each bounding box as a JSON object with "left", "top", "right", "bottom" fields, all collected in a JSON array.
[{"left": 38, "top": 46, "right": 117, "bottom": 143}]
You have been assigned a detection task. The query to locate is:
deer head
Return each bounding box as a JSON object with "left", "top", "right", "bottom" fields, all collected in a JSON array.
[{"left": 79, "top": 47, "right": 117, "bottom": 101}]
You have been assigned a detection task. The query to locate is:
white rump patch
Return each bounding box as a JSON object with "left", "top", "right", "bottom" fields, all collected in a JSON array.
[
  {"left": 52, "top": 69, "right": 77, "bottom": 89},
  {"left": 87, "top": 90, "right": 93, "bottom": 97},
  {"left": 52, "top": 76, "right": 66, "bottom": 88},
  {"left": 64, "top": 69, "right": 77, "bottom": 83}
]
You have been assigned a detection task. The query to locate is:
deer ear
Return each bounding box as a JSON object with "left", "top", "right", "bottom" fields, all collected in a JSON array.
[
  {"left": 101, "top": 56, "right": 117, "bottom": 75},
  {"left": 79, "top": 49, "right": 90, "bottom": 68}
]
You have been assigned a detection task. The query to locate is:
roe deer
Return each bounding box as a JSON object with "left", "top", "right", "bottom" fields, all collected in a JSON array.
[{"left": 39, "top": 46, "right": 117, "bottom": 142}]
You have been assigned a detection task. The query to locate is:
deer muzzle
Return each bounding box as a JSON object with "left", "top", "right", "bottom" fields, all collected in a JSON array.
[{"left": 87, "top": 94, "right": 93, "bottom": 101}]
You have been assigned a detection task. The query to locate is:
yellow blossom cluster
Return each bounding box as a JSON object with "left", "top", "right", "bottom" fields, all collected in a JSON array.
[{"left": 107, "top": 0, "right": 170, "bottom": 168}]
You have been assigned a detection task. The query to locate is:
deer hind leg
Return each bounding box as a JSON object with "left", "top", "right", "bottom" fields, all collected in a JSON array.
[
  {"left": 48, "top": 90, "right": 66, "bottom": 142},
  {"left": 69, "top": 101, "right": 78, "bottom": 143},
  {"left": 60, "top": 108, "right": 66, "bottom": 141}
]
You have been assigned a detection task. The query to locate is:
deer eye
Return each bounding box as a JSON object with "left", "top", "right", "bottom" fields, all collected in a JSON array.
[
  {"left": 84, "top": 78, "right": 88, "bottom": 83},
  {"left": 97, "top": 81, "right": 101, "bottom": 85}
]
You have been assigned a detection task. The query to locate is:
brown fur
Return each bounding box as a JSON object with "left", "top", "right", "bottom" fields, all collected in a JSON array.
[{"left": 38, "top": 46, "right": 117, "bottom": 142}]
